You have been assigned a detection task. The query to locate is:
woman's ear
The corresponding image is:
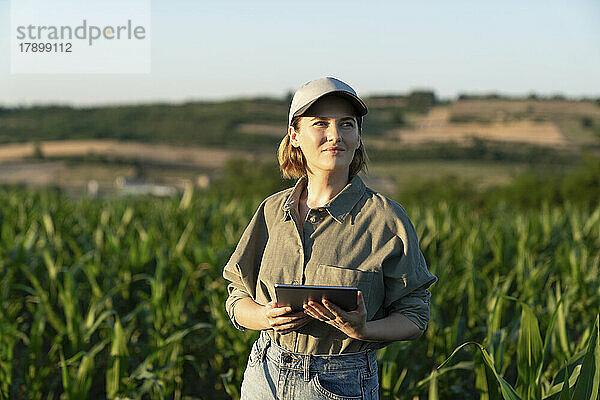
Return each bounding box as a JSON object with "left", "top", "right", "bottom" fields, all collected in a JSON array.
[{"left": 288, "top": 125, "right": 299, "bottom": 147}]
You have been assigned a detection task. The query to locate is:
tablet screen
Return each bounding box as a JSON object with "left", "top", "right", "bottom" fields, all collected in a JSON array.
[{"left": 274, "top": 284, "right": 358, "bottom": 312}]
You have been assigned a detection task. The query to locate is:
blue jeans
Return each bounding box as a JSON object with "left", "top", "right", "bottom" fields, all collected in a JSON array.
[{"left": 240, "top": 331, "right": 379, "bottom": 400}]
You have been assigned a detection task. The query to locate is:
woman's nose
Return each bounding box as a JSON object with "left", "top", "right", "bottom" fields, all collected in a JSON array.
[{"left": 326, "top": 124, "right": 341, "bottom": 142}]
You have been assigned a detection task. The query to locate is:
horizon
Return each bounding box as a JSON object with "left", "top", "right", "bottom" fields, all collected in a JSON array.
[{"left": 1, "top": 88, "right": 598, "bottom": 110}]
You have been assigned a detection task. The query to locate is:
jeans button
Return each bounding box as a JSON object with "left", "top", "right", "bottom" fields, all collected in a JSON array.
[{"left": 282, "top": 353, "right": 292, "bottom": 363}]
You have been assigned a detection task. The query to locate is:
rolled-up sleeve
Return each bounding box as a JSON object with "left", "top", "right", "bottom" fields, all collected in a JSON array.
[
  {"left": 382, "top": 208, "right": 437, "bottom": 332},
  {"left": 385, "top": 282, "right": 433, "bottom": 331},
  {"left": 222, "top": 198, "right": 269, "bottom": 331},
  {"left": 224, "top": 271, "right": 250, "bottom": 331}
]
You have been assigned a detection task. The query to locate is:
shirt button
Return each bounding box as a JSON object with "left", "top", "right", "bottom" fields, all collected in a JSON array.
[
  {"left": 292, "top": 280, "right": 299, "bottom": 285},
  {"left": 282, "top": 353, "right": 292, "bottom": 363},
  {"left": 309, "top": 216, "right": 317, "bottom": 223}
]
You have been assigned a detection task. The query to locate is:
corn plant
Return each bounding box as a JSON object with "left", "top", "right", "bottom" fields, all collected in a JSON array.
[{"left": 0, "top": 185, "right": 598, "bottom": 399}]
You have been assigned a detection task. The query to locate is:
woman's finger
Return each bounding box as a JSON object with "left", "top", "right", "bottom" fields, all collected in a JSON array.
[
  {"left": 274, "top": 317, "right": 308, "bottom": 330},
  {"left": 315, "top": 301, "right": 338, "bottom": 319},
  {"left": 266, "top": 306, "right": 292, "bottom": 318},
  {"left": 321, "top": 298, "right": 346, "bottom": 319},
  {"left": 273, "top": 311, "right": 306, "bottom": 320},
  {"left": 286, "top": 311, "right": 308, "bottom": 318},
  {"left": 303, "top": 305, "right": 322, "bottom": 321},
  {"left": 307, "top": 301, "right": 335, "bottom": 320},
  {"left": 357, "top": 291, "right": 366, "bottom": 310},
  {"left": 303, "top": 304, "right": 324, "bottom": 321},
  {"left": 275, "top": 315, "right": 311, "bottom": 334},
  {"left": 269, "top": 313, "right": 308, "bottom": 327}
]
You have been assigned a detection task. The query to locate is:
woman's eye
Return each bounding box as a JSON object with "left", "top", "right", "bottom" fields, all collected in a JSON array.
[
  {"left": 341, "top": 122, "right": 354, "bottom": 128},
  {"left": 313, "top": 121, "right": 327, "bottom": 126}
]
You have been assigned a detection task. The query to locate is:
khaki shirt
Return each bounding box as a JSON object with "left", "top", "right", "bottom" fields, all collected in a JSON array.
[{"left": 222, "top": 174, "right": 437, "bottom": 355}]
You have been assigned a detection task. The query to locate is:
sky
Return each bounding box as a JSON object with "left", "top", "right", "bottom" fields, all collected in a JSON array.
[{"left": 1, "top": 0, "right": 599, "bottom": 107}]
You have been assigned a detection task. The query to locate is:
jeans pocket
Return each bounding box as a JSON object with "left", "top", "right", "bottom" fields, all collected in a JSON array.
[{"left": 312, "top": 371, "right": 362, "bottom": 400}]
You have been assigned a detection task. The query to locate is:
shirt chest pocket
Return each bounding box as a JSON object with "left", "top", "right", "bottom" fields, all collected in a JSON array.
[{"left": 308, "top": 264, "right": 375, "bottom": 307}]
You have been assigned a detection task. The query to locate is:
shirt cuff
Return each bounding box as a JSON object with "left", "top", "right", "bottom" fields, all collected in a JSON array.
[
  {"left": 225, "top": 287, "right": 250, "bottom": 331},
  {"left": 386, "top": 289, "right": 431, "bottom": 332}
]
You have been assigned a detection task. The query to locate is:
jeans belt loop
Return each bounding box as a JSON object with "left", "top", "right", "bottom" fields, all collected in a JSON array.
[
  {"left": 260, "top": 331, "right": 270, "bottom": 362},
  {"left": 365, "top": 349, "right": 374, "bottom": 375},
  {"left": 303, "top": 354, "right": 310, "bottom": 381}
]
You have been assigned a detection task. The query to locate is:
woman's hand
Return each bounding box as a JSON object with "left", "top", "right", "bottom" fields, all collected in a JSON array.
[
  {"left": 302, "top": 291, "right": 368, "bottom": 340},
  {"left": 262, "top": 301, "right": 312, "bottom": 335}
]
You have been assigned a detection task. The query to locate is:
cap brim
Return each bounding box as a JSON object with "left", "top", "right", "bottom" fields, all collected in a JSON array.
[{"left": 291, "top": 90, "right": 368, "bottom": 123}]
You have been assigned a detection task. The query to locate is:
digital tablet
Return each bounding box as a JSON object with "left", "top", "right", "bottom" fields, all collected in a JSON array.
[{"left": 274, "top": 284, "right": 358, "bottom": 312}]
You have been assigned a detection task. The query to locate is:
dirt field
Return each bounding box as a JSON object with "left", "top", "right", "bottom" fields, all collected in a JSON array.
[
  {"left": 0, "top": 142, "right": 37, "bottom": 161},
  {"left": 0, "top": 161, "right": 69, "bottom": 186},
  {"left": 449, "top": 99, "right": 600, "bottom": 119},
  {"left": 0, "top": 140, "right": 271, "bottom": 167},
  {"left": 395, "top": 107, "right": 569, "bottom": 147},
  {"left": 0, "top": 140, "right": 275, "bottom": 197}
]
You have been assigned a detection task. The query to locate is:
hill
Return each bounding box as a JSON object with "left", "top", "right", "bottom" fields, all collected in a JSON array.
[{"left": 0, "top": 93, "right": 599, "bottom": 198}]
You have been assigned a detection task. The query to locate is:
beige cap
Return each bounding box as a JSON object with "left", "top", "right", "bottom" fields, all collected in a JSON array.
[{"left": 288, "top": 77, "right": 368, "bottom": 126}]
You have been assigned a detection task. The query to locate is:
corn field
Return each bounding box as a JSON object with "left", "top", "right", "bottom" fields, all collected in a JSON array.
[{"left": 0, "top": 184, "right": 598, "bottom": 399}]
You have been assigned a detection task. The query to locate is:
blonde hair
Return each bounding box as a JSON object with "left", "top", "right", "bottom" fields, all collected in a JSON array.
[{"left": 278, "top": 115, "right": 369, "bottom": 180}]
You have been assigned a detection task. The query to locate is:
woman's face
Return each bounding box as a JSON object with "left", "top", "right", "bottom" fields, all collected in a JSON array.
[{"left": 289, "top": 95, "right": 361, "bottom": 176}]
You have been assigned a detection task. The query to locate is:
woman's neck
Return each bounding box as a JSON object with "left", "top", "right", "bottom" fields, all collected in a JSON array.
[{"left": 301, "top": 169, "right": 350, "bottom": 209}]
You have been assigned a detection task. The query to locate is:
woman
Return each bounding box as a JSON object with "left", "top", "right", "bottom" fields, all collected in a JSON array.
[{"left": 222, "top": 77, "right": 437, "bottom": 399}]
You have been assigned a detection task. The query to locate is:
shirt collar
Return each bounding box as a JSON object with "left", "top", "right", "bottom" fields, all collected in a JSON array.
[{"left": 282, "top": 174, "right": 366, "bottom": 224}]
